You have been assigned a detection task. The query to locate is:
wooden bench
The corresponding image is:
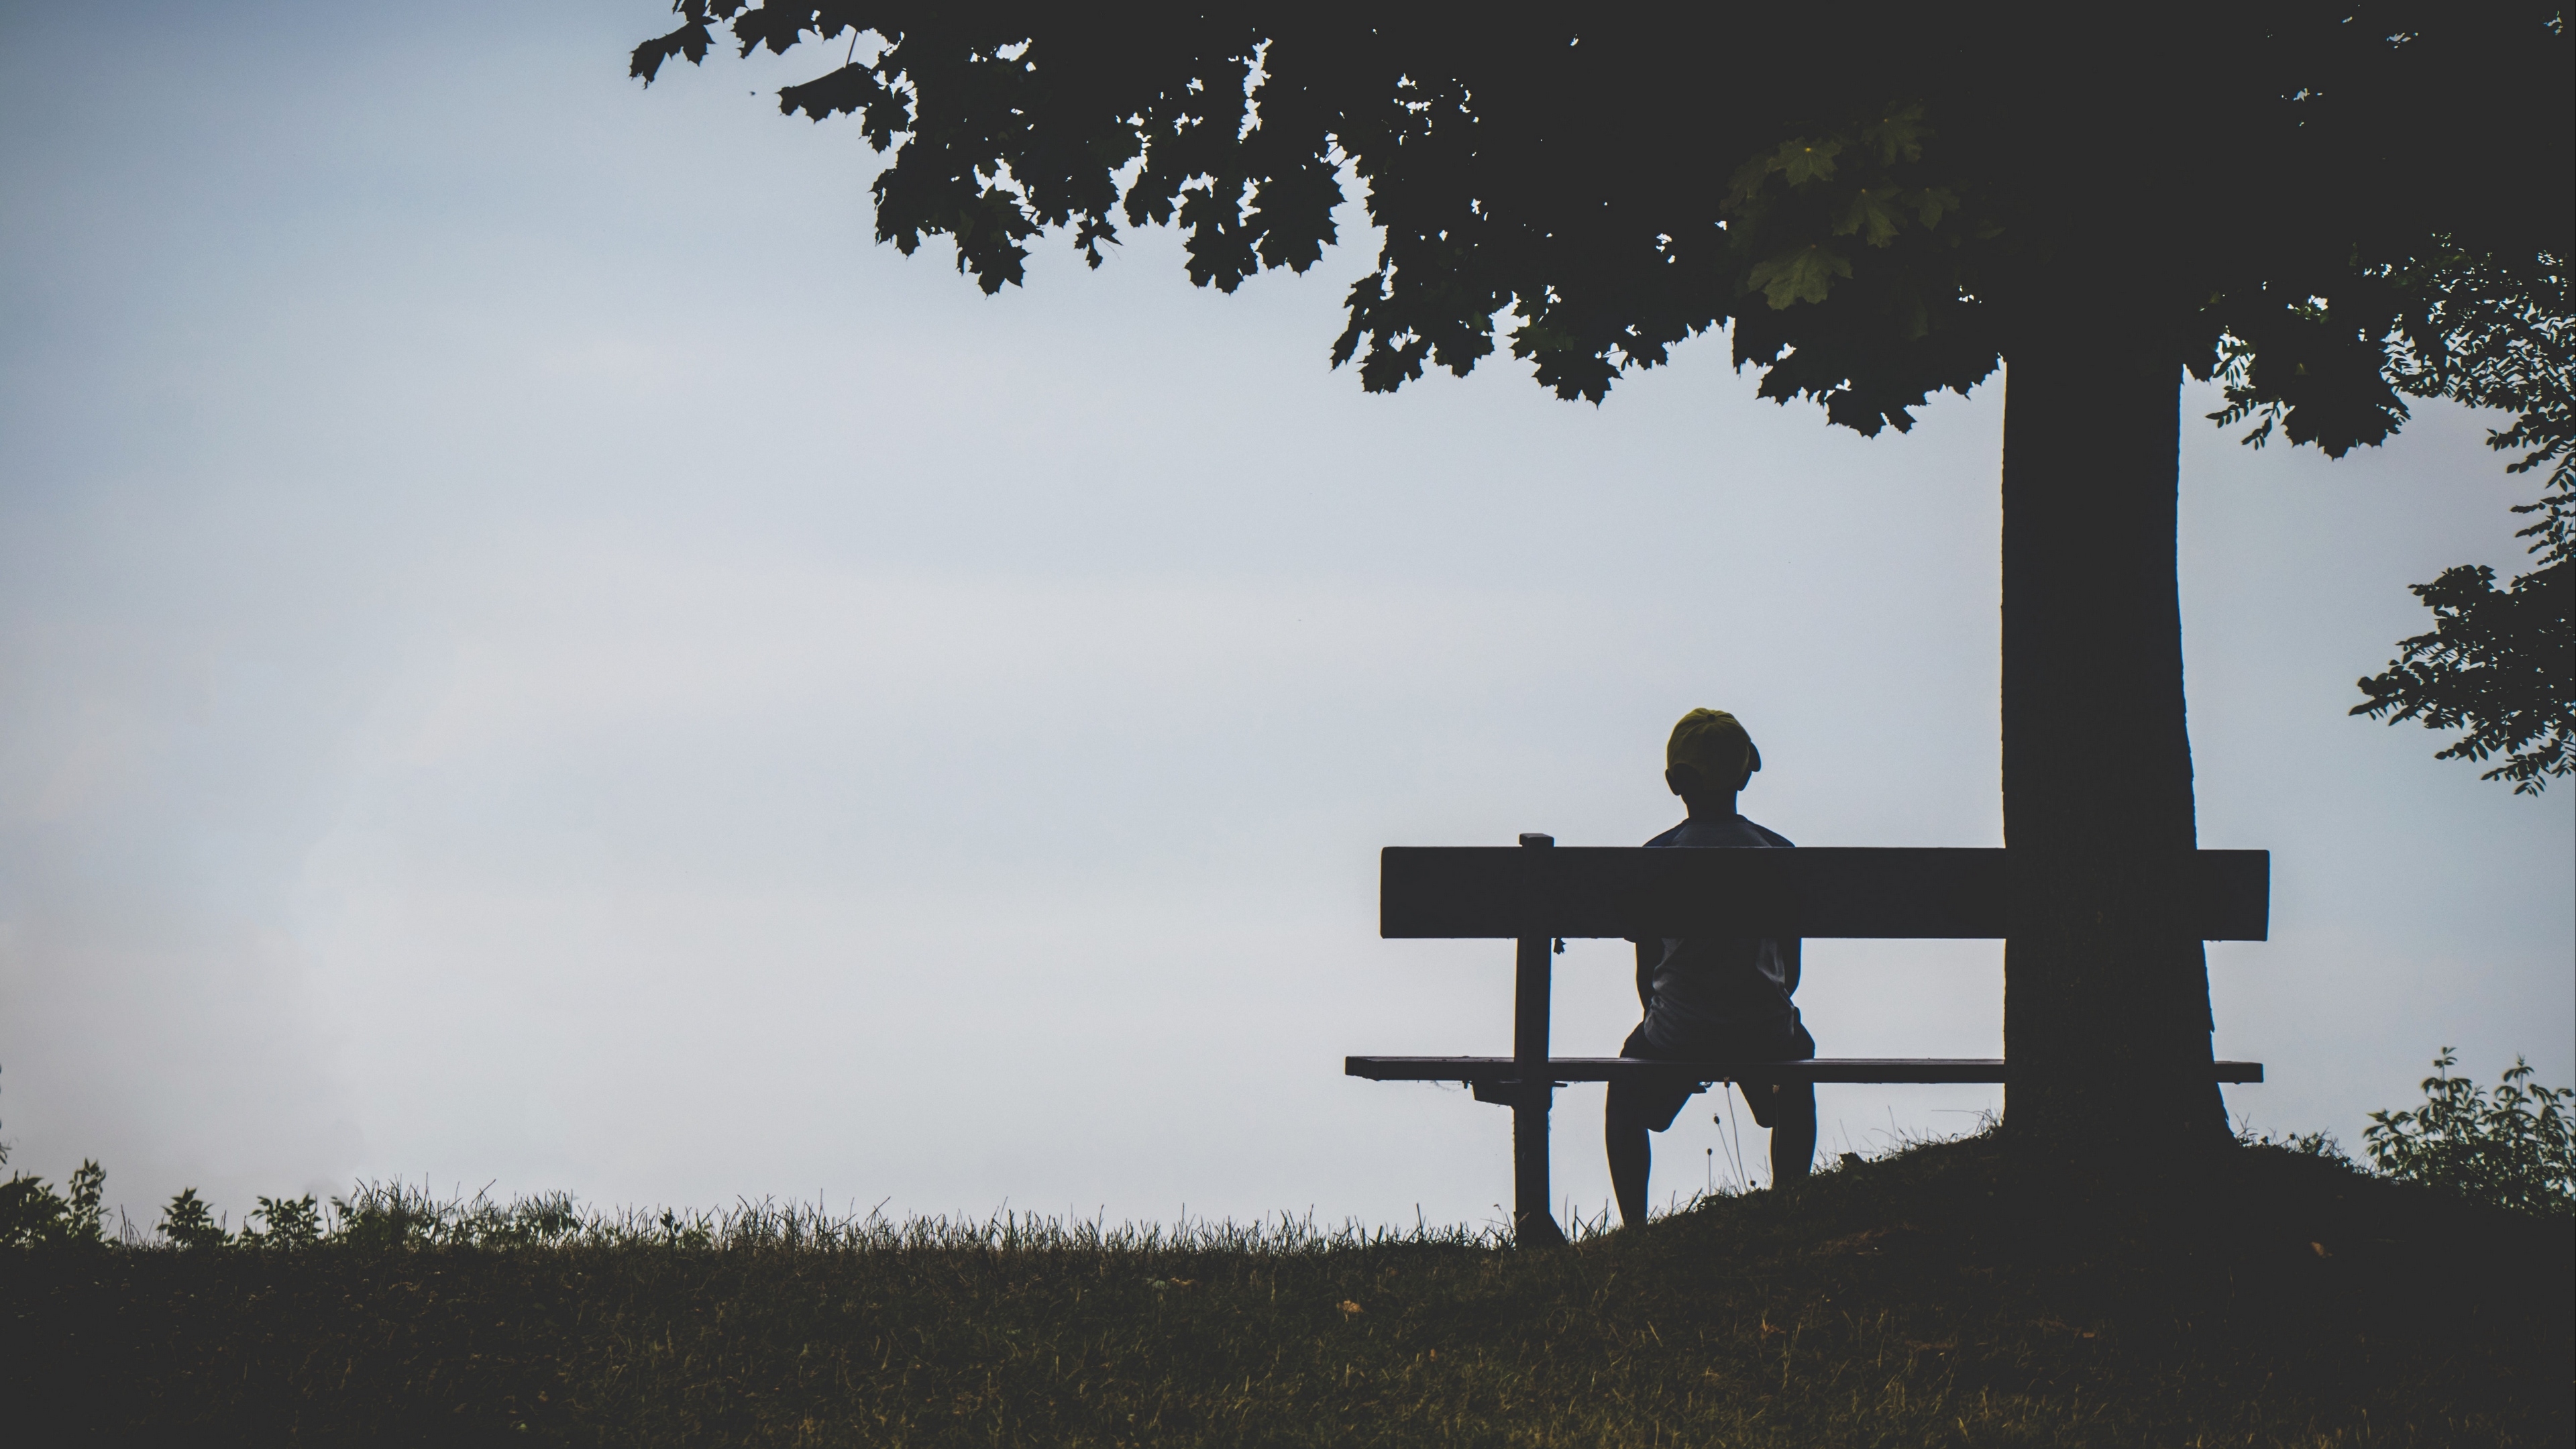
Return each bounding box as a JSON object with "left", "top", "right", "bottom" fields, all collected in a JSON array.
[{"left": 1346, "top": 833, "right": 2269, "bottom": 1244}]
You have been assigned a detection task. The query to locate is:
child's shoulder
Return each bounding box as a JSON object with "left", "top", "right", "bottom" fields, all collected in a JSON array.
[
  {"left": 1741, "top": 817, "right": 1796, "bottom": 849},
  {"left": 1646, "top": 816, "right": 1796, "bottom": 849}
]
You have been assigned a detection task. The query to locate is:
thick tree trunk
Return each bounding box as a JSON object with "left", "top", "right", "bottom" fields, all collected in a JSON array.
[{"left": 2000, "top": 309, "right": 2231, "bottom": 1157}]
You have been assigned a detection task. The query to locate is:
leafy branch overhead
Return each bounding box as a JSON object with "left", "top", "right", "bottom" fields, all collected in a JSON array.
[
  {"left": 633, "top": 5, "right": 2559, "bottom": 427},
  {"left": 2210, "top": 250, "right": 2573, "bottom": 791},
  {"left": 2353, "top": 557, "right": 2571, "bottom": 791},
  {"left": 2332, "top": 252, "right": 2573, "bottom": 790},
  {"left": 633, "top": 1, "right": 2571, "bottom": 785}
]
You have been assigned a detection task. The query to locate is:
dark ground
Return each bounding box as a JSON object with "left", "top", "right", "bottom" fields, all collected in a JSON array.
[{"left": 4, "top": 1133, "right": 2568, "bottom": 1446}]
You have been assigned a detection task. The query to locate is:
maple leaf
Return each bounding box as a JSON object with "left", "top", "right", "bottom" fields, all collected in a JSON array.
[
  {"left": 1748, "top": 246, "right": 1854, "bottom": 308},
  {"left": 1775, "top": 136, "right": 1843, "bottom": 187},
  {"left": 1835, "top": 189, "right": 1904, "bottom": 246}
]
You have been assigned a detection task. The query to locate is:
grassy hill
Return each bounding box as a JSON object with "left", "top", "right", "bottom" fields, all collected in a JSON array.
[{"left": 4, "top": 1130, "right": 2568, "bottom": 1446}]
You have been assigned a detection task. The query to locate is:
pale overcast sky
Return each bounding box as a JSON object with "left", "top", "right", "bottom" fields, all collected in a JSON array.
[{"left": 3, "top": 3, "right": 2567, "bottom": 1232}]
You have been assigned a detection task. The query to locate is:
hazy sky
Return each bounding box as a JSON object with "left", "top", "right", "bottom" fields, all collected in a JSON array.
[{"left": 3, "top": 3, "right": 2568, "bottom": 1234}]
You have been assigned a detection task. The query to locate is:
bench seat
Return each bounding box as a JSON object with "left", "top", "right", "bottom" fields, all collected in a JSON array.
[{"left": 1347, "top": 1055, "right": 2265, "bottom": 1085}]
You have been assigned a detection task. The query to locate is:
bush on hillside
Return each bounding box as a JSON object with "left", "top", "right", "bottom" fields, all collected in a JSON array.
[
  {"left": 2365, "top": 1049, "right": 2576, "bottom": 1217},
  {"left": 239, "top": 1193, "right": 324, "bottom": 1249},
  {"left": 0, "top": 1159, "right": 107, "bottom": 1249},
  {"left": 156, "top": 1186, "right": 230, "bottom": 1250}
]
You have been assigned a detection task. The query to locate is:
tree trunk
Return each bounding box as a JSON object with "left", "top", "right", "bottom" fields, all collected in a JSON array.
[{"left": 1999, "top": 307, "right": 2231, "bottom": 1157}]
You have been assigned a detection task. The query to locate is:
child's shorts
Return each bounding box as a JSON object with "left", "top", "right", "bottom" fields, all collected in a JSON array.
[{"left": 1607, "top": 1020, "right": 1818, "bottom": 1132}]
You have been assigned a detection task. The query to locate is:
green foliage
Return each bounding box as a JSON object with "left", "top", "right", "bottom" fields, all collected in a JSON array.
[
  {"left": 629, "top": 5, "right": 2565, "bottom": 440},
  {"left": 239, "top": 1193, "right": 323, "bottom": 1250},
  {"left": 156, "top": 1186, "right": 229, "bottom": 1250},
  {"left": 2339, "top": 251, "right": 2575, "bottom": 791},
  {"left": 0, "top": 1159, "right": 107, "bottom": 1250},
  {"left": 2365, "top": 1049, "right": 2576, "bottom": 1217},
  {"left": 2351, "top": 559, "right": 2572, "bottom": 790},
  {"left": 629, "top": 6, "right": 2571, "bottom": 790},
  {"left": 1722, "top": 106, "right": 1966, "bottom": 315},
  {"left": 2381, "top": 250, "right": 2574, "bottom": 502}
]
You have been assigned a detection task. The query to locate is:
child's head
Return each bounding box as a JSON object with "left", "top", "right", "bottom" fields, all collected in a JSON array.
[{"left": 1665, "top": 708, "right": 1760, "bottom": 798}]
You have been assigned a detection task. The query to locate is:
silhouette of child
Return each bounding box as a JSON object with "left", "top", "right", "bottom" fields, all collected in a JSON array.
[{"left": 1606, "top": 708, "right": 1819, "bottom": 1228}]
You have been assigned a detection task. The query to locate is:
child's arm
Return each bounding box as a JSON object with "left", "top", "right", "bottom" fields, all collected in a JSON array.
[{"left": 1633, "top": 939, "right": 1658, "bottom": 1012}]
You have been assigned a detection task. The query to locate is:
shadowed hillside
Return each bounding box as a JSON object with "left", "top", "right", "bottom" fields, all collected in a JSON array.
[{"left": 3, "top": 1129, "right": 2567, "bottom": 1446}]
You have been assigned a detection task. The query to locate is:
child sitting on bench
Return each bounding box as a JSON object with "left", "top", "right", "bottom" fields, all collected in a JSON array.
[{"left": 1607, "top": 708, "right": 1819, "bottom": 1227}]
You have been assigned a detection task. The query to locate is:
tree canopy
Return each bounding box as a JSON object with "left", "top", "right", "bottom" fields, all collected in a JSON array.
[
  {"left": 633, "top": 4, "right": 2563, "bottom": 430},
  {"left": 633, "top": 4, "right": 2571, "bottom": 789}
]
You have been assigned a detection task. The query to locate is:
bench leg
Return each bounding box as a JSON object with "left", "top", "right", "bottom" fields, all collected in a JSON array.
[{"left": 1513, "top": 928, "right": 1566, "bottom": 1248}]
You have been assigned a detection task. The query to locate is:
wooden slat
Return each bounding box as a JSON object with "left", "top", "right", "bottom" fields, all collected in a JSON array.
[
  {"left": 1345, "top": 1055, "right": 2265, "bottom": 1084},
  {"left": 1379, "top": 847, "right": 2269, "bottom": 941}
]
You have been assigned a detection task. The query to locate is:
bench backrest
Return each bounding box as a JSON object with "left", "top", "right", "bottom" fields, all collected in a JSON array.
[{"left": 1379, "top": 847, "right": 2269, "bottom": 941}]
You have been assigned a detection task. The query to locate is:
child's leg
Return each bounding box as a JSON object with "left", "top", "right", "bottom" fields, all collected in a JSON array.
[
  {"left": 1605, "top": 1101, "right": 1652, "bottom": 1228},
  {"left": 1768, "top": 1081, "right": 1817, "bottom": 1183},
  {"left": 1608, "top": 1025, "right": 1704, "bottom": 1228}
]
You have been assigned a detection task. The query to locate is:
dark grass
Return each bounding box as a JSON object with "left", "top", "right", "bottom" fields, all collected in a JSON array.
[{"left": 3, "top": 1131, "right": 2568, "bottom": 1446}]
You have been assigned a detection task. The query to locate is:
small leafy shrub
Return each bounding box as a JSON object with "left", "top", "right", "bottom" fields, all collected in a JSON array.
[
  {"left": 158, "top": 1185, "right": 230, "bottom": 1250},
  {"left": 2365, "top": 1049, "right": 2576, "bottom": 1217},
  {"left": 240, "top": 1193, "right": 323, "bottom": 1249},
  {"left": 1, "top": 1159, "right": 108, "bottom": 1248}
]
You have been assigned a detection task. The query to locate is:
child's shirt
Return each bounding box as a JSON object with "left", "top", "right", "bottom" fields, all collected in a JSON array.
[{"left": 1637, "top": 814, "right": 1803, "bottom": 1053}]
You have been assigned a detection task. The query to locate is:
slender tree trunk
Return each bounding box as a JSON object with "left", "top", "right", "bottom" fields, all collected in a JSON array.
[{"left": 1999, "top": 307, "right": 2230, "bottom": 1156}]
